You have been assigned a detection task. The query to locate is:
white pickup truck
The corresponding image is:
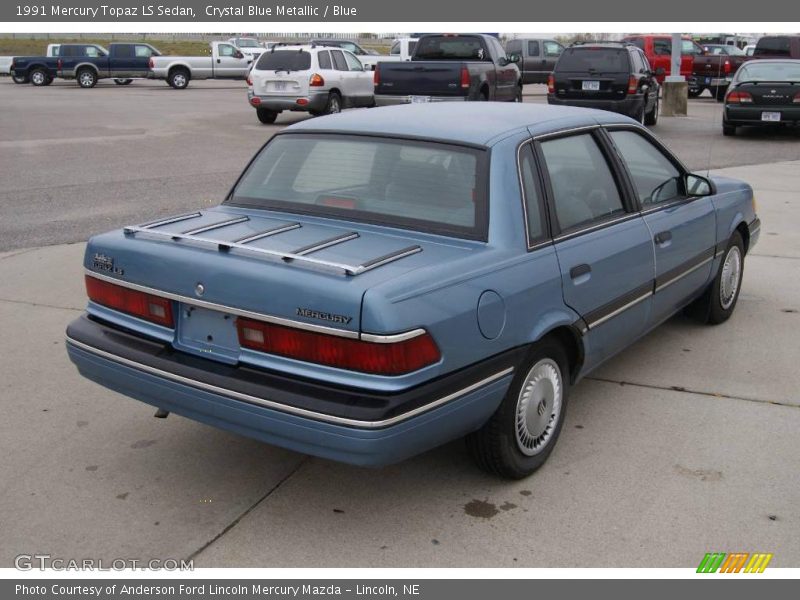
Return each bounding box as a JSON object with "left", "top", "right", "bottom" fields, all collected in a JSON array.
[
  {"left": 227, "top": 37, "right": 268, "bottom": 61},
  {"left": 148, "top": 40, "right": 252, "bottom": 89}
]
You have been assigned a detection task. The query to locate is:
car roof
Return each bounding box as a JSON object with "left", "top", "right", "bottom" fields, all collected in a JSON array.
[{"left": 284, "top": 103, "right": 635, "bottom": 147}]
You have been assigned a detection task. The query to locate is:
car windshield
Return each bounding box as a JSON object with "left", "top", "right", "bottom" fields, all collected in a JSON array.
[
  {"left": 255, "top": 50, "right": 311, "bottom": 71},
  {"left": 229, "top": 134, "right": 487, "bottom": 239},
  {"left": 413, "top": 36, "right": 489, "bottom": 61},
  {"left": 736, "top": 62, "right": 800, "bottom": 82},
  {"left": 237, "top": 39, "right": 260, "bottom": 47},
  {"left": 556, "top": 48, "right": 630, "bottom": 72}
]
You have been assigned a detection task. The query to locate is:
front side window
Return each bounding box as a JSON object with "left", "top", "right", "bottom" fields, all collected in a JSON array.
[
  {"left": 543, "top": 41, "right": 563, "bottom": 57},
  {"left": 609, "top": 130, "right": 683, "bottom": 206},
  {"left": 390, "top": 42, "right": 400, "bottom": 55},
  {"left": 84, "top": 46, "right": 104, "bottom": 57},
  {"left": 540, "top": 133, "right": 625, "bottom": 232},
  {"left": 218, "top": 44, "right": 237, "bottom": 57},
  {"left": 135, "top": 45, "right": 155, "bottom": 58},
  {"left": 229, "top": 134, "right": 487, "bottom": 239},
  {"left": 343, "top": 51, "right": 363, "bottom": 71}
]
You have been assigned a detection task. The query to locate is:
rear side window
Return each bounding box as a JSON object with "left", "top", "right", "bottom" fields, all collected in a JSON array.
[
  {"left": 754, "top": 37, "right": 791, "bottom": 57},
  {"left": 540, "top": 134, "right": 625, "bottom": 232},
  {"left": 556, "top": 48, "right": 630, "bottom": 73},
  {"left": 390, "top": 41, "right": 400, "bottom": 55},
  {"left": 114, "top": 45, "right": 134, "bottom": 58},
  {"left": 528, "top": 41, "right": 540, "bottom": 56},
  {"left": 518, "top": 144, "right": 547, "bottom": 244},
  {"left": 256, "top": 50, "right": 311, "bottom": 71},
  {"left": 331, "top": 50, "right": 348, "bottom": 71},
  {"left": 414, "top": 36, "right": 489, "bottom": 61},
  {"left": 317, "top": 50, "right": 332, "bottom": 70},
  {"left": 653, "top": 39, "right": 671, "bottom": 56},
  {"left": 230, "top": 134, "right": 487, "bottom": 240}
]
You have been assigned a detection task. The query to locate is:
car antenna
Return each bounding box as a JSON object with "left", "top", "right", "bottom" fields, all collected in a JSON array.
[{"left": 704, "top": 45, "right": 727, "bottom": 178}]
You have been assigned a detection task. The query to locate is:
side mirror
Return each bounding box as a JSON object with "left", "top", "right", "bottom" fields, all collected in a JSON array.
[
  {"left": 655, "top": 67, "right": 666, "bottom": 76},
  {"left": 686, "top": 174, "right": 713, "bottom": 196},
  {"left": 498, "top": 56, "right": 509, "bottom": 67},
  {"left": 508, "top": 53, "right": 521, "bottom": 64},
  {"left": 235, "top": 51, "right": 244, "bottom": 59}
]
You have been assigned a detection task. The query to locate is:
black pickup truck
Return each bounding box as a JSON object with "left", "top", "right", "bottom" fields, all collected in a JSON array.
[
  {"left": 373, "top": 33, "right": 522, "bottom": 105},
  {"left": 12, "top": 42, "right": 160, "bottom": 88}
]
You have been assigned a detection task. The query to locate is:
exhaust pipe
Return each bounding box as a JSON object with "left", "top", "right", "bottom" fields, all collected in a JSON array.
[{"left": 153, "top": 408, "right": 170, "bottom": 419}]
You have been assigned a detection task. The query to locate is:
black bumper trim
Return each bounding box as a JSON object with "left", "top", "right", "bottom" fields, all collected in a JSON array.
[{"left": 66, "top": 315, "right": 523, "bottom": 427}]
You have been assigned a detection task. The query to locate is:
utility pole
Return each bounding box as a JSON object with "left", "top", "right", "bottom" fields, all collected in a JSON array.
[{"left": 662, "top": 32, "right": 688, "bottom": 116}]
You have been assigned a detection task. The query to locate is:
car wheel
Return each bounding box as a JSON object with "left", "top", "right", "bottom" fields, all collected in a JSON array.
[
  {"left": 687, "top": 231, "right": 745, "bottom": 325},
  {"left": 688, "top": 87, "right": 703, "bottom": 98},
  {"left": 714, "top": 87, "right": 727, "bottom": 102},
  {"left": 513, "top": 84, "right": 523, "bottom": 102},
  {"left": 168, "top": 68, "right": 190, "bottom": 89},
  {"left": 12, "top": 74, "right": 29, "bottom": 84},
  {"left": 644, "top": 95, "right": 659, "bottom": 126},
  {"left": 466, "top": 338, "right": 570, "bottom": 479},
  {"left": 256, "top": 107, "right": 278, "bottom": 124},
  {"left": 322, "top": 91, "right": 342, "bottom": 115},
  {"left": 30, "top": 68, "right": 48, "bottom": 86},
  {"left": 43, "top": 76, "right": 54, "bottom": 86},
  {"left": 77, "top": 68, "right": 97, "bottom": 88},
  {"left": 722, "top": 122, "right": 736, "bottom": 136},
  {"left": 114, "top": 79, "right": 133, "bottom": 85}
]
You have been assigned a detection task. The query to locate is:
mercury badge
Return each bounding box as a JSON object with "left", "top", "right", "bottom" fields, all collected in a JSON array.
[
  {"left": 195, "top": 283, "right": 205, "bottom": 297},
  {"left": 92, "top": 253, "right": 124, "bottom": 276}
]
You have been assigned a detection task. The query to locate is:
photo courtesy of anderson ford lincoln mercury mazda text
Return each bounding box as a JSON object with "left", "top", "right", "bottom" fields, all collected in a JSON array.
[{"left": 65, "top": 102, "right": 759, "bottom": 479}]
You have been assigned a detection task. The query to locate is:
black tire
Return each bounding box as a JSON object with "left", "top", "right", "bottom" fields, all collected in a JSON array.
[
  {"left": 479, "top": 88, "right": 489, "bottom": 101},
  {"left": 114, "top": 78, "right": 133, "bottom": 85},
  {"left": 256, "top": 107, "right": 278, "bottom": 124},
  {"left": 322, "top": 91, "right": 342, "bottom": 115},
  {"left": 644, "top": 95, "right": 659, "bottom": 126},
  {"left": 688, "top": 87, "right": 703, "bottom": 98},
  {"left": 168, "top": 68, "right": 190, "bottom": 89},
  {"left": 722, "top": 122, "right": 736, "bottom": 136},
  {"left": 77, "top": 67, "right": 97, "bottom": 88},
  {"left": 466, "top": 338, "right": 570, "bottom": 479},
  {"left": 43, "top": 76, "right": 53, "bottom": 86},
  {"left": 29, "top": 68, "right": 48, "bottom": 87},
  {"left": 512, "top": 84, "right": 523, "bottom": 103},
  {"left": 687, "top": 231, "right": 745, "bottom": 325},
  {"left": 12, "top": 74, "right": 29, "bottom": 84},
  {"left": 714, "top": 86, "right": 727, "bottom": 102}
]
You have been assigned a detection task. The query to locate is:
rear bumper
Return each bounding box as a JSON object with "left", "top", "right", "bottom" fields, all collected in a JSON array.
[
  {"left": 374, "top": 94, "right": 468, "bottom": 107},
  {"left": 248, "top": 91, "right": 329, "bottom": 112},
  {"left": 689, "top": 75, "right": 733, "bottom": 88},
  {"left": 725, "top": 105, "right": 800, "bottom": 126},
  {"left": 547, "top": 94, "right": 643, "bottom": 118},
  {"left": 65, "top": 315, "right": 517, "bottom": 466}
]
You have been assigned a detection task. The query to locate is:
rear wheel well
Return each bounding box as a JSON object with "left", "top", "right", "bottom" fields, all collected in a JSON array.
[
  {"left": 169, "top": 65, "right": 190, "bottom": 78},
  {"left": 540, "top": 326, "right": 584, "bottom": 384},
  {"left": 736, "top": 221, "right": 750, "bottom": 254}
]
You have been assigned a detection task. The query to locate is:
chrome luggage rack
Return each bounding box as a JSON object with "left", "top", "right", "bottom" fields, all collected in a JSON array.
[{"left": 123, "top": 212, "right": 422, "bottom": 277}]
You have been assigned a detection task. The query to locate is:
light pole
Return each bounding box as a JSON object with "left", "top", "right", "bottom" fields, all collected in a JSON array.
[{"left": 662, "top": 32, "right": 688, "bottom": 116}]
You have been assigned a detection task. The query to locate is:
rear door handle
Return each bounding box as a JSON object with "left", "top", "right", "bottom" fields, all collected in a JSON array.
[
  {"left": 654, "top": 231, "right": 672, "bottom": 244},
  {"left": 570, "top": 264, "right": 591, "bottom": 279}
]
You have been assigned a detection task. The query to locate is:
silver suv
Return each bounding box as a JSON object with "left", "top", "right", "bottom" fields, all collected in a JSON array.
[{"left": 247, "top": 44, "right": 375, "bottom": 124}]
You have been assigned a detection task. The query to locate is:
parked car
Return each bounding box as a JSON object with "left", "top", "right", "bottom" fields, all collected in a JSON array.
[
  {"left": 387, "top": 37, "right": 420, "bottom": 62},
  {"left": 547, "top": 42, "right": 661, "bottom": 125},
  {"left": 247, "top": 44, "right": 374, "bottom": 123},
  {"left": 722, "top": 59, "right": 800, "bottom": 136},
  {"left": 504, "top": 37, "right": 564, "bottom": 84},
  {"left": 227, "top": 37, "right": 268, "bottom": 60},
  {"left": 65, "top": 103, "right": 759, "bottom": 478},
  {"left": 623, "top": 34, "right": 747, "bottom": 100},
  {"left": 147, "top": 41, "right": 252, "bottom": 89},
  {"left": 12, "top": 42, "right": 160, "bottom": 88},
  {"left": 743, "top": 44, "right": 756, "bottom": 57},
  {"left": 752, "top": 36, "right": 800, "bottom": 59},
  {"left": 309, "top": 39, "right": 381, "bottom": 70},
  {"left": 374, "top": 33, "right": 522, "bottom": 105}
]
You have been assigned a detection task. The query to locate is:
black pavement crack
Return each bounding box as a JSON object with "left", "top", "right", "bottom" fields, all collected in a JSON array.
[
  {"left": 185, "top": 456, "right": 309, "bottom": 563},
  {"left": 586, "top": 376, "right": 798, "bottom": 409},
  {"left": 0, "top": 297, "right": 83, "bottom": 312}
]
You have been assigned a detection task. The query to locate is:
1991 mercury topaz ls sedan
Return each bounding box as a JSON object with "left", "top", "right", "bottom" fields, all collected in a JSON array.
[{"left": 66, "top": 104, "right": 760, "bottom": 479}]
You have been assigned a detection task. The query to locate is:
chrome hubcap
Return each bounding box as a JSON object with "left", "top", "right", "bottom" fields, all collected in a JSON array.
[
  {"left": 330, "top": 97, "right": 340, "bottom": 113},
  {"left": 173, "top": 74, "right": 186, "bottom": 87},
  {"left": 32, "top": 72, "right": 44, "bottom": 84},
  {"left": 80, "top": 72, "right": 93, "bottom": 86},
  {"left": 515, "top": 358, "right": 563, "bottom": 456},
  {"left": 720, "top": 245, "right": 742, "bottom": 310}
]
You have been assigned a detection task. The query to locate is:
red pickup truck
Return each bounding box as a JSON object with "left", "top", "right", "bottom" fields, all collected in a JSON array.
[{"left": 623, "top": 34, "right": 747, "bottom": 100}]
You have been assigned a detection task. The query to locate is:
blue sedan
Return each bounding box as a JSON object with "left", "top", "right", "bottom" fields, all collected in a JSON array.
[{"left": 66, "top": 103, "right": 759, "bottom": 478}]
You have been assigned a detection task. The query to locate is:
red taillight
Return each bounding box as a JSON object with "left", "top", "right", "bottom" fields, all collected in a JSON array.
[
  {"left": 246, "top": 75, "right": 252, "bottom": 86},
  {"left": 460, "top": 65, "right": 470, "bottom": 89},
  {"left": 236, "top": 318, "right": 440, "bottom": 376},
  {"left": 793, "top": 91, "right": 800, "bottom": 104},
  {"left": 57, "top": 58, "right": 62, "bottom": 70},
  {"left": 373, "top": 64, "right": 380, "bottom": 86},
  {"left": 726, "top": 90, "right": 753, "bottom": 104},
  {"left": 723, "top": 59, "right": 731, "bottom": 75},
  {"left": 547, "top": 74, "right": 555, "bottom": 94},
  {"left": 296, "top": 98, "right": 309, "bottom": 105},
  {"left": 250, "top": 96, "right": 261, "bottom": 106},
  {"left": 85, "top": 276, "right": 174, "bottom": 328},
  {"left": 148, "top": 57, "right": 154, "bottom": 69},
  {"left": 309, "top": 73, "right": 324, "bottom": 87},
  {"left": 627, "top": 75, "right": 638, "bottom": 94}
]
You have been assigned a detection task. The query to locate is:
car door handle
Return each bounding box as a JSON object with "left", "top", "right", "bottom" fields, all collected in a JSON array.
[
  {"left": 570, "top": 264, "right": 591, "bottom": 279},
  {"left": 654, "top": 231, "right": 672, "bottom": 244}
]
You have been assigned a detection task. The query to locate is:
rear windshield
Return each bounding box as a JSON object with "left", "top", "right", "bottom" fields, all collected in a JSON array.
[
  {"left": 556, "top": 48, "right": 630, "bottom": 73},
  {"left": 736, "top": 62, "right": 800, "bottom": 82},
  {"left": 255, "top": 50, "right": 311, "bottom": 71},
  {"left": 754, "top": 37, "right": 792, "bottom": 57},
  {"left": 413, "top": 36, "right": 489, "bottom": 61},
  {"left": 228, "top": 134, "right": 487, "bottom": 240}
]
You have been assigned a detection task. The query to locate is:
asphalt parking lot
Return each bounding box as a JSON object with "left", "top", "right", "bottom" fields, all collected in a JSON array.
[{"left": 0, "top": 77, "right": 798, "bottom": 568}]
